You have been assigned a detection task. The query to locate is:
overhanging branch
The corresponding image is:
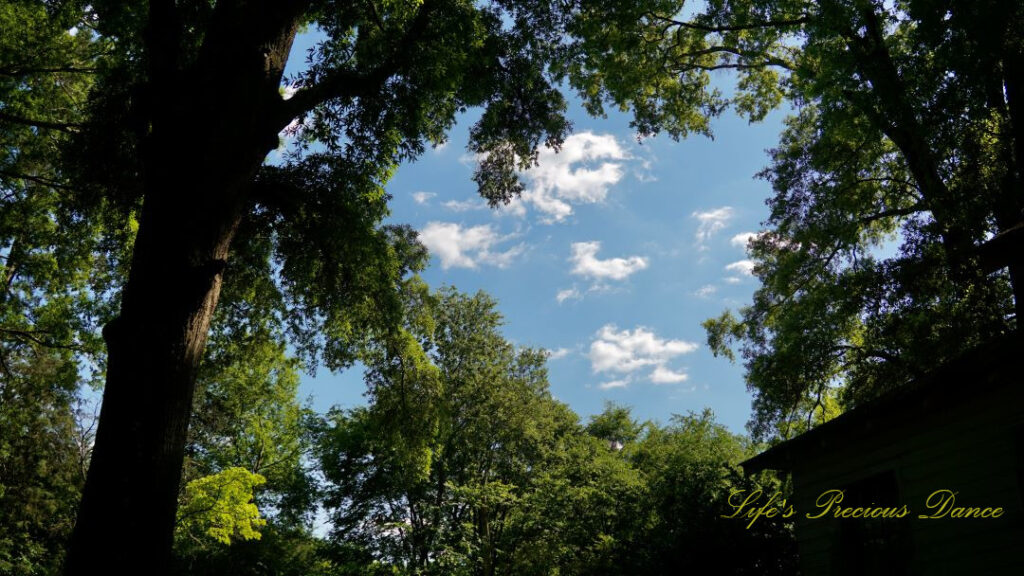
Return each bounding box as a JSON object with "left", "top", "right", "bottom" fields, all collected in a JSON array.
[
  {"left": 647, "top": 12, "right": 811, "bottom": 34},
  {"left": 0, "top": 66, "right": 98, "bottom": 77},
  {"left": 0, "top": 111, "right": 83, "bottom": 132},
  {"left": 275, "top": 0, "right": 437, "bottom": 129}
]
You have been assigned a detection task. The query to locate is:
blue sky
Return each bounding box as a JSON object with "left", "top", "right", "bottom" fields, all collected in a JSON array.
[{"left": 286, "top": 36, "right": 791, "bottom": 434}]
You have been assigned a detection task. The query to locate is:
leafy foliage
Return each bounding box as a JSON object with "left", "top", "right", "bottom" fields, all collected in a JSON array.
[
  {"left": 0, "top": 3, "right": 115, "bottom": 572},
  {"left": 627, "top": 410, "right": 796, "bottom": 575},
  {"left": 0, "top": 352, "right": 90, "bottom": 576},
  {"left": 177, "top": 467, "right": 268, "bottom": 546},
  {"left": 317, "top": 288, "right": 796, "bottom": 575},
  {"left": 565, "top": 0, "right": 1024, "bottom": 438}
]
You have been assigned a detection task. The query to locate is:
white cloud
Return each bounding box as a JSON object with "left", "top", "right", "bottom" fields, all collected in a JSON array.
[
  {"left": 723, "top": 276, "right": 743, "bottom": 284},
  {"left": 634, "top": 158, "right": 657, "bottom": 183},
  {"left": 588, "top": 325, "right": 697, "bottom": 385},
  {"left": 520, "top": 132, "right": 628, "bottom": 222},
  {"left": 281, "top": 84, "right": 298, "bottom": 100},
  {"left": 547, "top": 347, "right": 572, "bottom": 360},
  {"left": 458, "top": 151, "right": 485, "bottom": 166},
  {"left": 598, "top": 378, "right": 630, "bottom": 390},
  {"left": 270, "top": 114, "right": 312, "bottom": 163},
  {"left": 460, "top": 132, "right": 641, "bottom": 223},
  {"left": 692, "top": 207, "right": 734, "bottom": 249},
  {"left": 419, "top": 222, "right": 524, "bottom": 269},
  {"left": 443, "top": 198, "right": 488, "bottom": 212},
  {"left": 569, "top": 241, "right": 648, "bottom": 281},
  {"left": 725, "top": 260, "right": 755, "bottom": 276},
  {"left": 556, "top": 287, "right": 582, "bottom": 304},
  {"left": 730, "top": 232, "right": 758, "bottom": 250},
  {"left": 650, "top": 366, "right": 690, "bottom": 384},
  {"left": 497, "top": 197, "right": 528, "bottom": 218},
  {"left": 412, "top": 191, "right": 436, "bottom": 205},
  {"left": 693, "top": 284, "right": 717, "bottom": 298}
]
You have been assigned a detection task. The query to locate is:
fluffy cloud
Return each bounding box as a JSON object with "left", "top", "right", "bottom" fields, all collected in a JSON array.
[
  {"left": 520, "top": 132, "right": 628, "bottom": 222},
  {"left": 649, "top": 366, "right": 689, "bottom": 384},
  {"left": 547, "top": 347, "right": 572, "bottom": 360},
  {"left": 692, "top": 207, "right": 734, "bottom": 249},
  {"left": 419, "top": 222, "right": 524, "bottom": 269},
  {"left": 569, "top": 242, "right": 648, "bottom": 281},
  {"left": 588, "top": 325, "right": 697, "bottom": 385},
  {"left": 443, "top": 198, "right": 487, "bottom": 212},
  {"left": 598, "top": 378, "right": 630, "bottom": 390},
  {"left": 556, "top": 287, "right": 582, "bottom": 304},
  {"left": 724, "top": 260, "right": 755, "bottom": 276},
  {"left": 412, "top": 191, "right": 437, "bottom": 205},
  {"left": 730, "top": 232, "right": 758, "bottom": 250},
  {"left": 274, "top": 112, "right": 310, "bottom": 155},
  {"left": 693, "top": 284, "right": 717, "bottom": 298}
]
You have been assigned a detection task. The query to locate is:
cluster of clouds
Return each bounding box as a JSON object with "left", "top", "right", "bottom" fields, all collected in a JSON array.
[
  {"left": 416, "top": 132, "right": 647, "bottom": 277},
  {"left": 410, "top": 131, "right": 777, "bottom": 399},
  {"left": 587, "top": 325, "right": 698, "bottom": 390},
  {"left": 688, "top": 207, "right": 759, "bottom": 292},
  {"left": 435, "top": 131, "right": 632, "bottom": 221}
]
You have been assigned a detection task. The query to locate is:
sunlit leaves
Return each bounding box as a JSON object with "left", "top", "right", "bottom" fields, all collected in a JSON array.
[{"left": 177, "top": 468, "right": 268, "bottom": 546}]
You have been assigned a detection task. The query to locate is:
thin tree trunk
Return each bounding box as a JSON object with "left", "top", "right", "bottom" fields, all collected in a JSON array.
[{"left": 1001, "top": 47, "right": 1024, "bottom": 324}]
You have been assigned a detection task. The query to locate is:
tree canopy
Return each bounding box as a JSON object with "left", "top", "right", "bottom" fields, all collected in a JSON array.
[{"left": 563, "top": 0, "right": 1024, "bottom": 438}]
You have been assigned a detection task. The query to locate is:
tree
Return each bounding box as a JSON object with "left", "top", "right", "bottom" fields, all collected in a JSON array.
[
  {"left": 627, "top": 410, "right": 797, "bottom": 575},
  {"left": 0, "top": 352, "right": 91, "bottom": 576},
  {"left": 319, "top": 287, "right": 590, "bottom": 576},
  {"left": 0, "top": 3, "right": 117, "bottom": 571},
  {"left": 563, "top": 0, "right": 1024, "bottom": 438},
  {"left": 175, "top": 467, "right": 268, "bottom": 547},
  {"left": 1, "top": 0, "right": 576, "bottom": 572},
  {"left": 183, "top": 286, "right": 318, "bottom": 529}
]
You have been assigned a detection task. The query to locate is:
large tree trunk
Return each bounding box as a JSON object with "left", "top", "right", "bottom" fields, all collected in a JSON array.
[{"left": 64, "top": 3, "right": 301, "bottom": 573}]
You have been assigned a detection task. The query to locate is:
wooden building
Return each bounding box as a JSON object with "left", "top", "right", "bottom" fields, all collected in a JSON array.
[{"left": 742, "top": 334, "right": 1024, "bottom": 575}]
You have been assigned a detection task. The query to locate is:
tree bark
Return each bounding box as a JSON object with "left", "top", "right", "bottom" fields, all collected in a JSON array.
[{"left": 64, "top": 2, "right": 303, "bottom": 573}]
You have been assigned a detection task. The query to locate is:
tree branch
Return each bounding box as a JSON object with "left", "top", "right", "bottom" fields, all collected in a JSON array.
[
  {"left": 0, "top": 169, "right": 75, "bottom": 190},
  {"left": 0, "top": 111, "right": 83, "bottom": 132},
  {"left": 276, "top": 0, "right": 437, "bottom": 128},
  {"left": 856, "top": 203, "right": 926, "bottom": 225},
  {"left": 647, "top": 12, "right": 811, "bottom": 34},
  {"left": 668, "top": 43, "right": 796, "bottom": 74},
  {"left": 0, "top": 327, "right": 81, "bottom": 351},
  {"left": 0, "top": 66, "right": 98, "bottom": 77}
]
